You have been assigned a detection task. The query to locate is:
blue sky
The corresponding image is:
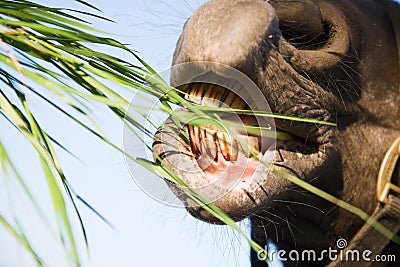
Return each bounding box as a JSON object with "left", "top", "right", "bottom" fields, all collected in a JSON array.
[
  {"left": 0, "top": 1, "right": 251, "bottom": 267},
  {"left": 5, "top": 1, "right": 398, "bottom": 266}
]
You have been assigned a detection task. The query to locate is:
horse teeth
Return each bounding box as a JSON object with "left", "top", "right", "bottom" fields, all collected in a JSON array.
[
  {"left": 223, "top": 91, "right": 246, "bottom": 109},
  {"left": 185, "top": 85, "right": 251, "bottom": 160},
  {"left": 212, "top": 87, "right": 225, "bottom": 105},
  {"left": 215, "top": 132, "right": 238, "bottom": 162},
  {"left": 201, "top": 97, "right": 220, "bottom": 107},
  {"left": 186, "top": 84, "right": 204, "bottom": 104},
  {"left": 199, "top": 86, "right": 229, "bottom": 108},
  {"left": 189, "top": 125, "right": 200, "bottom": 156},
  {"left": 249, "top": 136, "right": 260, "bottom": 151},
  {"left": 223, "top": 91, "right": 235, "bottom": 107},
  {"left": 230, "top": 139, "right": 239, "bottom": 162},
  {"left": 201, "top": 128, "right": 217, "bottom": 160},
  {"left": 232, "top": 98, "right": 246, "bottom": 109},
  {"left": 217, "top": 132, "right": 232, "bottom": 161},
  {"left": 238, "top": 136, "right": 260, "bottom": 157},
  {"left": 187, "top": 84, "right": 247, "bottom": 110},
  {"left": 191, "top": 126, "right": 261, "bottom": 160}
]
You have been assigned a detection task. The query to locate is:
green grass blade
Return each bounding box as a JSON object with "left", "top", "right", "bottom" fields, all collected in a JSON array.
[
  {"left": 0, "top": 214, "right": 43, "bottom": 266},
  {"left": 272, "top": 166, "right": 400, "bottom": 244}
]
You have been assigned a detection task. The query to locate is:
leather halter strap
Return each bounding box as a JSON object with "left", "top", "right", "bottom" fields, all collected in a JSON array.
[
  {"left": 328, "top": 138, "right": 400, "bottom": 267},
  {"left": 377, "top": 138, "right": 400, "bottom": 203}
]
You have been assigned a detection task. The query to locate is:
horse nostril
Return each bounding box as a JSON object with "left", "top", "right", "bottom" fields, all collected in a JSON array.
[
  {"left": 279, "top": 21, "right": 330, "bottom": 50},
  {"left": 271, "top": 0, "right": 329, "bottom": 50},
  {"left": 275, "top": 1, "right": 352, "bottom": 73}
]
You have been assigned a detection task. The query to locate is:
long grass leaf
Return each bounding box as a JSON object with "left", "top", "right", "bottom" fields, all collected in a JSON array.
[{"left": 0, "top": 214, "right": 43, "bottom": 266}]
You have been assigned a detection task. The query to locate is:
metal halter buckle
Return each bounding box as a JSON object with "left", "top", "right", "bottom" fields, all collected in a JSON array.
[{"left": 377, "top": 137, "right": 400, "bottom": 204}]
